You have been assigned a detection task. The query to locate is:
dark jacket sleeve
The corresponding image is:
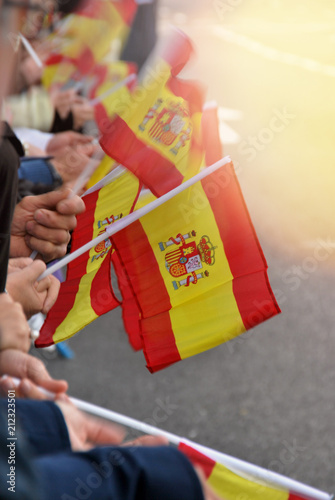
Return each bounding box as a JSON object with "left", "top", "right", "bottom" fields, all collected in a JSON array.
[
  {"left": 35, "top": 445, "right": 205, "bottom": 500},
  {"left": 5, "top": 399, "right": 71, "bottom": 456},
  {"left": 0, "top": 122, "right": 22, "bottom": 291}
]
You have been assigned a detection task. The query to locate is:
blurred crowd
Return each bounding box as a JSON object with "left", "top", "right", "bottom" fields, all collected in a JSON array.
[{"left": 0, "top": 0, "right": 223, "bottom": 498}]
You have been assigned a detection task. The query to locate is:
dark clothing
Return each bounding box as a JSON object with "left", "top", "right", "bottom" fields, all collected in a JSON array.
[
  {"left": 0, "top": 123, "right": 23, "bottom": 292},
  {"left": 121, "top": 0, "right": 158, "bottom": 70},
  {"left": 0, "top": 399, "right": 204, "bottom": 500},
  {"left": 51, "top": 110, "right": 75, "bottom": 134}
]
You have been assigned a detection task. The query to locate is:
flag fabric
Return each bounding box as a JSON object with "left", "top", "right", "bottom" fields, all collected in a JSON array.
[
  {"left": 111, "top": 160, "right": 280, "bottom": 372},
  {"left": 86, "top": 155, "right": 119, "bottom": 190},
  {"left": 202, "top": 103, "right": 223, "bottom": 166},
  {"left": 179, "top": 443, "right": 307, "bottom": 500},
  {"left": 99, "top": 29, "right": 205, "bottom": 197},
  {"left": 36, "top": 168, "right": 141, "bottom": 347},
  {"left": 42, "top": 0, "right": 137, "bottom": 90},
  {"left": 89, "top": 60, "right": 137, "bottom": 101}
]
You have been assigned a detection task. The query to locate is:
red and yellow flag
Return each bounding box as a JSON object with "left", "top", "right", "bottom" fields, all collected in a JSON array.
[
  {"left": 99, "top": 30, "right": 205, "bottom": 197},
  {"left": 43, "top": 0, "right": 137, "bottom": 90},
  {"left": 36, "top": 169, "right": 141, "bottom": 348},
  {"left": 179, "top": 443, "right": 306, "bottom": 500},
  {"left": 111, "top": 161, "right": 280, "bottom": 372}
]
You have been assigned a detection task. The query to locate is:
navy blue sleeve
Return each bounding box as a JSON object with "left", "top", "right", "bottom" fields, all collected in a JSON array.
[
  {"left": 9, "top": 399, "right": 71, "bottom": 456},
  {"left": 35, "top": 445, "right": 205, "bottom": 500}
]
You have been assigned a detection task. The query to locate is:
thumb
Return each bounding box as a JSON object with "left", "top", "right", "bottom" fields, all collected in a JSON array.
[
  {"left": 24, "top": 260, "right": 47, "bottom": 283},
  {"left": 28, "top": 187, "right": 71, "bottom": 213}
]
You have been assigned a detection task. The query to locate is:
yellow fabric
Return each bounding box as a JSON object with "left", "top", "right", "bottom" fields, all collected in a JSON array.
[
  {"left": 110, "top": 59, "right": 203, "bottom": 181},
  {"left": 208, "top": 461, "right": 289, "bottom": 500},
  {"left": 52, "top": 169, "right": 140, "bottom": 343},
  {"left": 86, "top": 155, "right": 118, "bottom": 189},
  {"left": 140, "top": 181, "right": 234, "bottom": 309}
]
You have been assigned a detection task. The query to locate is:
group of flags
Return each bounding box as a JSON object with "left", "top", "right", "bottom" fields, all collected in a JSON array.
[
  {"left": 36, "top": 12, "right": 281, "bottom": 374},
  {"left": 31, "top": 3, "right": 335, "bottom": 499}
]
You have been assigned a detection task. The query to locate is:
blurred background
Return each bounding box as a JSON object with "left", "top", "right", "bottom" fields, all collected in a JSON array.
[{"left": 37, "top": 1, "right": 335, "bottom": 493}]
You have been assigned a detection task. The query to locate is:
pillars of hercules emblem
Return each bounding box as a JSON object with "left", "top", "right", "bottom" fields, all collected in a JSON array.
[
  {"left": 172, "top": 270, "right": 209, "bottom": 290},
  {"left": 138, "top": 98, "right": 163, "bottom": 131},
  {"left": 159, "top": 230, "right": 196, "bottom": 251}
]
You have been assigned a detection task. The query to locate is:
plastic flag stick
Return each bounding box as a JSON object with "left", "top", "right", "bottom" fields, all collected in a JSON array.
[{"left": 5, "top": 376, "right": 333, "bottom": 500}]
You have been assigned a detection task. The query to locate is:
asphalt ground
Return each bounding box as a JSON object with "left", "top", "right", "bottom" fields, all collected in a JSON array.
[{"left": 33, "top": 1, "right": 335, "bottom": 494}]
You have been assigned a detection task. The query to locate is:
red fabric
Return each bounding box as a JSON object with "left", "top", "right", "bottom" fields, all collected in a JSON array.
[
  {"left": 178, "top": 443, "right": 216, "bottom": 479},
  {"left": 112, "top": 0, "right": 138, "bottom": 26},
  {"left": 99, "top": 114, "right": 184, "bottom": 197},
  {"left": 202, "top": 106, "right": 223, "bottom": 166},
  {"left": 141, "top": 312, "right": 181, "bottom": 373},
  {"left": 112, "top": 220, "right": 172, "bottom": 317},
  {"left": 288, "top": 494, "right": 309, "bottom": 500},
  {"left": 161, "top": 30, "right": 194, "bottom": 76},
  {"left": 36, "top": 190, "right": 99, "bottom": 348},
  {"left": 90, "top": 250, "right": 120, "bottom": 316},
  {"left": 111, "top": 251, "right": 143, "bottom": 351},
  {"left": 201, "top": 163, "right": 281, "bottom": 328}
]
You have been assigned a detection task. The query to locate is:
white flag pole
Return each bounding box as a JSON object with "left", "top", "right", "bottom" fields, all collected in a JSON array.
[
  {"left": 89, "top": 73, "right": 137, "bottom": 107},
  {"left": 70, "top": 397, "right": 333, "bottom": 500},
  {"left": 37, "top": 155, "right": 232, "bottom": 281},
  {"left": 5, "top": 377, "right": 332, "bottom": 500},
  {"left": 19, "top": 33, "right": 43, "bottom": 68}
]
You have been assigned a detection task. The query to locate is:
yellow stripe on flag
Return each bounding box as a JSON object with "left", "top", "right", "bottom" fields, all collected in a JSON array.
[{"left": 208, "top": 461, "right": 289, "bottom": 500}]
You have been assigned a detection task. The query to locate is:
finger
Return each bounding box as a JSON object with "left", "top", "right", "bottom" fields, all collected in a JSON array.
[
  {"left": 85, "top": 416, "right": 126, "bottom": 446},
  {"left": 32, "top": 203, "right": 79, "bottom": 231},
  {"left": 18, "top": 378, "right": 52, "bottom": 400},
  {"left": 56, "top": 192, "right": 85, "bottom": 216},
  {"left": 35, "top": 275, "right": 52, "bottom": 293},
  {"left": 8, "top": 257, "right": 33, "bottom": 271},
  {"left": 0, "top": 375, "right": 17, "bottom": 395},
  {"left": 25, "top": 234, "right": 69, "bottom": 261},
  {"left": 42, "top": 276, "right": 60, "bottom": 313},
  {"left": 123, "top": 435, "right": 169, "bottom": 447},
  {"left": 26, "top": 188, "right": 71, "bottom": 212},
  {"left": 25, "top": 227, "right": 71, "bottom": 248},
  {"left": 23, "top": 260, "right": 47, "bottom": 283},
  {"left": 0, "top": 350, "right": 68, "bottom": 394}
]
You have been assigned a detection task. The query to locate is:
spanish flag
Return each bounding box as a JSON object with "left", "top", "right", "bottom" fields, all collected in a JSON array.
[
  {"left": 36, "top": 168, "right": 141, "bottom": 348},
  {"left": 179, "top": 443, "right": 306, "bottom": 500},
  {"left": 43, "top": 0, "right": 137, "bottom": 90},
  {"left": 111, "top": 161, "right": 280, "bottom": 371},
  {"left": 99, "top": 29, "right": 205, "bottom": 197}
]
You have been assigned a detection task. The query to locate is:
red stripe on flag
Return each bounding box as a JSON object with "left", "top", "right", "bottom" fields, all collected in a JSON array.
[
  {"left": 99, "top": 114, "right": 184, "bottom": 197},
  {"left": 112, "top": 220, "right": 172, "bottom": 318},
  {"left": 111, "top": 251, "right": 143, "bottom": 351},
  {"left": 178, "top": 443, "right": 216, "bottom": 479},
  {"left": 36, "top": 275, "right": 83, "bottom": 348},
  {"left": 232, "top": 271, "right": 280, "bottom": 329},
  {"left": 112, "top": 0, "right": 137, "bottom": 26},
  {"left": 202, "top": 106, "right": 223, "bottom": 166},
  {"left": 90, "top": 250, "right": 120, "bottom": 316},
  {"left": 167, "top": 76, "right": 204, "bottom": 117},
  {"left": 201, "top": 164, "right": 280, "bottom": 328},
  {"left": 288, "top": 494, "right": 309, "bottom": 500},
  {"left": 161, "top": 31, "right": 194, "bottom": 76},
  {"left": 36, "top": 190, "right": 99, "bottom": 348},
  {"left": 141, "top": 311, "right": 181, "bottom": 373}
]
